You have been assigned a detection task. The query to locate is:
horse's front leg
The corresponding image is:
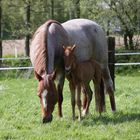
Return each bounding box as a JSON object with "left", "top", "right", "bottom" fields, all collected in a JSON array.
[
  {"left": 57, "top": 73, "right": 65, "bottom": 117},
  {"left": 69, "top": 81, "right": 76, "bottom": 120}
]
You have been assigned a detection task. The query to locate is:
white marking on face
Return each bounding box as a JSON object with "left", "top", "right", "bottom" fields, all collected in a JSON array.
[{"left": 42, "top": 90, "right": 48, "bottom": 109}]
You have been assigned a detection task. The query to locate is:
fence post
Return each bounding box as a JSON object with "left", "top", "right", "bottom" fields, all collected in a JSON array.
[{"left": 108, "top": 36, "right": 115, "bottom": 89}]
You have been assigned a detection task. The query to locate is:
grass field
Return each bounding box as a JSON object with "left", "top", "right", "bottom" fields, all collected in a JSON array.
[{"left": 0, "top": 74, "right": 140, "bottom": 140}]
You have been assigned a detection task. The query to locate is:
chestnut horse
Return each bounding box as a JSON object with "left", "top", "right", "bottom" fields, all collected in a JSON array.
[
  {"left": 63, "top": 45, "right": 103, "bottom": 121},
  {"left": 30, "top": 19, "right": 116, "bottom": 123}
]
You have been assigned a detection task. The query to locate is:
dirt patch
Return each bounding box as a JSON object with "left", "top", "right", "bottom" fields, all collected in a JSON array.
[
  {"left": 2, "top": 36, "right": 140, "bottom": 57},
  {"left": 2, "top": 39, "right": 26, "bottom": 57}
]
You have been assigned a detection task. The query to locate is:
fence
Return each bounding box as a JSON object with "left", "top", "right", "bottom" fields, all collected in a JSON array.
[
  {"left": 108, "top": 37, "right": 140, "bottom": 88},
  {"left": 0, "top": 37, "right": 140, "bottom": 86}
]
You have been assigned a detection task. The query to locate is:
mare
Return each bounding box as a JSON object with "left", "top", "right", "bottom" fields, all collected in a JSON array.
[
  {"left": 63, "top": 45, "right": 103, "bottom": 121},
  {"left": 30, "top": 19, "right": 116, "bottom": 123}
]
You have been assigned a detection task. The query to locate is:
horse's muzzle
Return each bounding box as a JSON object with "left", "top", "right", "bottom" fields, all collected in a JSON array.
[
  {"left": 65, "top": 69, "right": 71, "bottom": 75},
  {"left": 42, "top": 114, "right": 53, "bottom": 123},
  {"left": 65, "top": 66, "right": 71, "bottom": 75}
]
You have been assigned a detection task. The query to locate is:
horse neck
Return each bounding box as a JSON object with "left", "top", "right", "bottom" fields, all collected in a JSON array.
[{"left": 71, "top": 55, "right": 78, "bottom": 71}]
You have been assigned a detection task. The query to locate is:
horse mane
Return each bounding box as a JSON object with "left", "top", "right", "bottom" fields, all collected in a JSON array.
[{"left": 32, "top": 20, "right": 62, "bottom": 77}]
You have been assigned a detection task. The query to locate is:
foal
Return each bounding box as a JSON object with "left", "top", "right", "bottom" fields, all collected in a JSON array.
[{"left": 63, "top": 45, "right": 103, "bottom": 121}]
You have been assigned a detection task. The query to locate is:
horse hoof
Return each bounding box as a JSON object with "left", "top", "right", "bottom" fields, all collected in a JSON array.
[{"left": 82, "top": 109, "right": 88, "bottom": 117}]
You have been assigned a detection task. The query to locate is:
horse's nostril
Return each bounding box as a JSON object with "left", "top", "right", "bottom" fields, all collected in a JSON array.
[{"left": 42, "top": 114, "right": 53, "bottom": 123}]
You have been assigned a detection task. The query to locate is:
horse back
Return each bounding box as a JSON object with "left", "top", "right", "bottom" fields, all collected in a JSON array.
[{"left": 62, "top": 19, "right": 108, "bottom": 65}]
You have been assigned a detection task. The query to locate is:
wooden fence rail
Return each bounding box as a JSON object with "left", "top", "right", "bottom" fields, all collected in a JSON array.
[{"left": 0, "top": 36, "right": 140, "bottom": 89}]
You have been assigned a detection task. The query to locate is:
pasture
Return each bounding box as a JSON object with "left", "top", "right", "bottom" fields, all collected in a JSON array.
[{"left": 0, "top": 74, "right": 140, "bottom": 140}]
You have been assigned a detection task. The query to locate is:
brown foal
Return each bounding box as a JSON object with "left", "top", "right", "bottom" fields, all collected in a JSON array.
[{"left": 63, "top": 45, "right": 103, "bottom": 121}]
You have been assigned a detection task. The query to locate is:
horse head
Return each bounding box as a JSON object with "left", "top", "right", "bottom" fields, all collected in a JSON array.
[
  {"left": 35, "top": 71, "right": 57, "bottom": 123},
  {"left": 63, "top": 44, "right": 77, "bottom": 74}
]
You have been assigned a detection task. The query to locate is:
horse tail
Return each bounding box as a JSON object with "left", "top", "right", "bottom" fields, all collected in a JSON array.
[
  {"left": 32, "top": 20, "right": 62, "bottom": 76},
  {"left": 42, "top": 20, "right": 62, "bottom": 73}
]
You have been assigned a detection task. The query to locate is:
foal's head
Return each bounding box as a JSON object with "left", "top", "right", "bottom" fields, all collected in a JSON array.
[
  {"left": 63, "top": 45, "right": 76, "bottom": 73},
  {"left": 35, "top": 71, "right": 57, "bottom": 123}
]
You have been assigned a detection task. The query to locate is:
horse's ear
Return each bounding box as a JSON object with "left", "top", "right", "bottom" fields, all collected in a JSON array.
[
  {"left": 63, "top": 45, "right": 65, "bottom": 50},
  {"left": 71, "top": 44, "right": 77, "bottom": 51},
  {"left": 34, "top": 71, "right": 43, "bottom": 81},
  {"left": 50, "top": 70, "right": 56, "bottom": 80}
]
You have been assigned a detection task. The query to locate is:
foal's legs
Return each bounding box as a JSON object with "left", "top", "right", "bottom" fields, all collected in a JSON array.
[
  {"left": 82, "top": 87, "right": 88, "bottom": 112},
  {"left": 82, "top": 84, "right": 93, "bottom": 116},
  {"left": 69, "top": 81, "right": 76, "bottom": 120},
  {"left": 57, "top": 72, "right": 65, "bottom": 117},
  {"left": 102, "top": 67, "right": 116, "bottom": 111}
]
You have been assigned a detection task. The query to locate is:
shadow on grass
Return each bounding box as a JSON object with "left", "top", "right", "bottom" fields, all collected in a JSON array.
[{"left": 81, "top": 111, "right": 140, "bottom": 126}]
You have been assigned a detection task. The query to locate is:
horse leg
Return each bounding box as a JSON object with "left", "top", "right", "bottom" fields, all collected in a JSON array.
[
  {"left": 82, "top": 84, "right": 93, "bottom": 116},
  {"left": 108, "top": 86, "right": 116, "bottom": 112},
  {"left": 57, "top": 73, "right": 65, "bottom": 117},
  {"left": 100, "top": 78, "right": 106, "bottom": 112},
  {"left": 76, "top": 85, "right": 82, "bottom": 121},
  {"left": 69, "top": 82, "right": 76, "bottom": 120},
  {"left": 82, "top": 87, "right": 88, "bottom": 111},
  {"left": 102, "top": 67, "right": 116, "bottom": 111}
]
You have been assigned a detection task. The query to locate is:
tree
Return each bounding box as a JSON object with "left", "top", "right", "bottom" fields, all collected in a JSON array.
[
  {"left": 73, "top": 0, "right": 80, "bottom": 18},
  {"left": 25, "top": 0, "right": 31, "bottom": 56},
  {"left": 0, "top": 0, "right": 2, "bottom": 67},
  {"left": 104, "top": 0, "right": 140, "bottom": 50},
  {"left": 80, "top": 0, "right": 113, "bottom": 30}
]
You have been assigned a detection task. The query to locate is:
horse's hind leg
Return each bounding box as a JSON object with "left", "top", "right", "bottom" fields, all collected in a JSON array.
[
  {"left": 100, "top": 78, "right": 105, "bottom": 112},
  {"left": 76, "top": 85, "right": 82, "bottom": 121},
  {"left": 57, "top": 73, "right": 65, "bottom": 117},
  {"left": 69, "top": 82, "right": 76, "bottom": 120},
  {"left": 102, "top": 67, "right": 116, "bottom": 111},
  {"left": 108, "top": 86, "right": 116, "bottom": 112}
]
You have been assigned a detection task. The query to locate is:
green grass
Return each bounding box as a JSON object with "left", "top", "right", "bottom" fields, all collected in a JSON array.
[{"left": 0, "top": 75, "right": 140, "bottom": 140}]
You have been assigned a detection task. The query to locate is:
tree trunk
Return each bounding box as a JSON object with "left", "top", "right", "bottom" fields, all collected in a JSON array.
[
  {"left": 124, "top": 34, "right": 128, "bottom": 50},
  {"left": 72, "top": 0, "right": 80, "bottom": 18},
  {"left": 25, "top": 2, "right": 30, "bottom": 57},
  {"left": 107, "top": 20, "right": 110, "bottom": 36},
  {"left": 0, "top": 0, "right": 2, "bottom": 67},
  {"left": 51, "top": 0, "right": 54, "bottom": 19},
  {"left": 25, "top": 34, "right": 30, "bottom": 56},
  {"left": 128, "top": 32, "right": 134, "bottom": 50},
  {"left": 75, "top": 0, "right": 80, "bottom": 18}
]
